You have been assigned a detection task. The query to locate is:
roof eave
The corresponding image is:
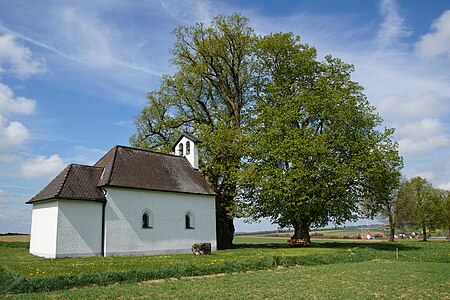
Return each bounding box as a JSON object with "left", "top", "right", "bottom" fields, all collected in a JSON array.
[
  {"left": 27, "top": 196, "right": 106, "bottom": 205},
  {"left": 101, "top": 184, "right": 216, "bottom": 196}
]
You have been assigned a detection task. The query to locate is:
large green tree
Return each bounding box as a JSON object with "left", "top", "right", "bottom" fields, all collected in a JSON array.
[
  {"left": 242, "top": 33, "right": 399, "bottom": 243},
  {"left": 131, "top": 14, "right": 255, "bottom": 249}
]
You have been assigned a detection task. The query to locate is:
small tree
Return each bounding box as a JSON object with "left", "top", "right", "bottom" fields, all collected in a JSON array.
[
  {"left": 435, "top": 189, "right": 450, "bottom": 239},
  {"left": 406, "top": 177, "right": 441, "bottom": 241},
  {"left": 361, "top": 137, "right": 403, "bottom": 242}
]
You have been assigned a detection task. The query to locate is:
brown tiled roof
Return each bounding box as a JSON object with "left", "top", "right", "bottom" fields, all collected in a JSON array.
[
  {"left": 94, "top": 146, "right": 215, "bottom": 195},
  {"left": 28, "top": 145, "right": 215, "bottom": 204},
  {"left": 27, "top": 164, "right": 106, "bottom": 204}
]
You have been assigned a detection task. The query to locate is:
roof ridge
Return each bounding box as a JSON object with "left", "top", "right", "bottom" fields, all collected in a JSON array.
[
  {"left": 117, "top": 145, "right": 182, "bottom": 158},
  {"left": 70, "top": 163, "right": 104, "bottom": 169},
  {"left": 55, "top": 164, "right": 73, "bottom": 198},
  {"left": 94, "top": 146, "right": 117, "bottom": 166},
  {"left": 107, "top": 146, "right": 119, "bottom": 186}
]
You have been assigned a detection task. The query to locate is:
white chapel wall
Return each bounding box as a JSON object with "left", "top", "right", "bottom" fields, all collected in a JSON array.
[
  {"left": 29, "top": 201, "right": 59, "bottom": 258},
  {"left": 104, "top": 187, "right": 216, "bottom": 256},
  {"left": 55, "top": 200, "right": 103, "bottom": 258}
]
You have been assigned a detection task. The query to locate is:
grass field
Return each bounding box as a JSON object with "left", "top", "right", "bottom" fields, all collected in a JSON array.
[
  {"left": 1, "top": 235, "right": 449, "bottom": 298},
  {"left": 7, "top": 260, "right": 449, "bottom": 300},
  {"left": 0, "top": 237, "right": 335, "bottom": 278}
]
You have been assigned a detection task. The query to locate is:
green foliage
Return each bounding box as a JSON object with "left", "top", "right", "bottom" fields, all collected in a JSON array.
[
  {"left": 242, "top": 32, "right": 401, "bottom": 238},
  {"left": 436, "top": 189, "right": 450, "bottom": 237},
  {"left": 0, "top": 267, "right": 17, "bottom": 295},
  {"left": 0, "top": 241, "right": 29, "bottom": 248},
  {"left": 130, "top": 14, "right": 257, "bottom": 247},
  {"left": 396, "top": 177, "right": 444, "bottom": 240}
]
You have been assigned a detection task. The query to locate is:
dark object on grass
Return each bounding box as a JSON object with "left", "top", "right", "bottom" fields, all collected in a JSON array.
[
  {"left": 288, "top": 239, "right": 310, "bottom": 247},
  {"left": 192, "top": 243, "right": 212, "bottom": 255}
]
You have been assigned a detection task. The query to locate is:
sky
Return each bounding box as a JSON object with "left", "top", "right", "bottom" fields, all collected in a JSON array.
[{"left": 1, "top": 0, "right": 450, "bottom": 233}]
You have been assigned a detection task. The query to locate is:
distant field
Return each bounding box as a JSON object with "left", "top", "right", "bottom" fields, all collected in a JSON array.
[
  {"left": 235, "top": 235, "right": 385, "bottom": 244},
  {"left": 0, "top": 235, "right": 29, "bottom": 242},
  {"left": 261, "top": 227, "right": 389, "bottom": 239}
]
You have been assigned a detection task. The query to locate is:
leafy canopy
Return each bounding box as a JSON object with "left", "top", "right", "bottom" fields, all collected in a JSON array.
[{"left": 242, "top": 33, "right": 402, "bottom": 233}]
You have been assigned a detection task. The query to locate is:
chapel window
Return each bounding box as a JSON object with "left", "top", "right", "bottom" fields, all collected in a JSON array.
[
  {"left": 186, "top": 141, "right": 191, "bottom": 155},
  {"left": 142, "top": 210, "right": 154, "bottom": 229},
  {"left": 178, "top": 143, "right": 184, "bottom": 156},
  {"left": 185, "top": 211, "right": 195, "bottom": 229}
]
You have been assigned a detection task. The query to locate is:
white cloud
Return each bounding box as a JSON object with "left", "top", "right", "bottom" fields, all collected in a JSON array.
[
  {"left": 416, "top": 10, "right": 450, "bottom": 59},
  {"left": 0, "top": 153, "right": 19, "bottom": 162},
  {"left": 0, "top": 82, "right": 36, "bottom": 116},
  {"left": 1, "top": 9, "right": 160, "bottom": 77},
  {"left": 398, "top": 135, "right": 450, "bottom": 158},
  {"left": 377, "top": 92, "right": 449, "bottom": 121},
  {"left": 60, "top": 8, "right": 116, "bottom": 69},
  {"left": 158, "top": 0, "right": 213, "bottom": 23},
  {"left": 21, "top": 154, "right": 65, "bottom": 179},
  {"left": 438, "top": 181, "right": 450, "bottom": 190},
  {"left": 0, "top": 34, "right": 39, "bottom": 157},
  {"left": 412, "top": 171, "right": 438, "bottom": 182},
  {"left": 376, "top": 0, "right": 411, "bottom": 48},
  {"left": 0, "top": 33, "right": 46, "bottom": 77},
  {"left": 0, "top": 116, "right": 29, "bottom": 155},
  {"left": 54, "top": 7, "right": 160, "bottom": 76},
  {"left": 395, "top": 118, "right": 444, "bottom": 139}
]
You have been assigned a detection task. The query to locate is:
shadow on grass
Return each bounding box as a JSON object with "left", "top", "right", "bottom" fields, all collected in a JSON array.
[
  {"left": 0, "top": 242, "right": 29, "bottom": 249},
  {"left": 313, "top": 241, "right": 420, "bottom": 251},
  {"left": 231, "top": 241, "right": 420, "bottom": 251}
]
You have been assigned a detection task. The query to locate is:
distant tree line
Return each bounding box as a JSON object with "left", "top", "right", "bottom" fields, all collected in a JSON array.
[
  {"left": 0, "top": 233, "right": 28, "bottom": 236},
  {"left": 365, "top": 175, "right": 450, "bottom": 241}
]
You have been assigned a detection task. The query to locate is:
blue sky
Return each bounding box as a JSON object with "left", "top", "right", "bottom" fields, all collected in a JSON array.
[{"left": 1, "top": 0, "right": 450, "bottom": 233}]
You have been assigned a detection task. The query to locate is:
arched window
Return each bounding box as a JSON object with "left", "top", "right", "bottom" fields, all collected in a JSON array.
[
  {"left": 185, "top": 211, "right": 195, "bottom": 229},
  {"left": 142, "top": 210, "right": 154, "bottom": 229},
  {"left": 186, "top": 141, "right": 191, "bottom": 155},
  {"left": 178, "top": 143, "right": 184, "bottom": 156}
]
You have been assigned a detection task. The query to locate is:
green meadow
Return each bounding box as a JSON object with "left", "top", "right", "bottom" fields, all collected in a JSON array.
[{"left": 1, "top": 235, "right": 449, "bottom": 299}]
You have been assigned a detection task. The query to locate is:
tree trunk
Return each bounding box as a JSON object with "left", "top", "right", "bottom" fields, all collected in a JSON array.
[
  {"left": 422, "top": 225, "right": 427, "bottom": 241},
  {"left": 291, "top": 222, "right": 311, "bottom": 244},
  {"left": 388, "top": 215, "right": 395, "bottom": 242},
  {"left": 389, "top": 227, "right": 395, "bottom": 242},
  {"left": 447, "top": 227, "right": 450, "bottom": 240},
  {"left": 215, "top": 197, "right": 235, "bottom": 249}
]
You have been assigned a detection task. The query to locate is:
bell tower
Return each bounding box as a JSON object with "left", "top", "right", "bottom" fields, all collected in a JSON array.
[{"left": 172, "top": 132, "right": 200, "bottom": 169}]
